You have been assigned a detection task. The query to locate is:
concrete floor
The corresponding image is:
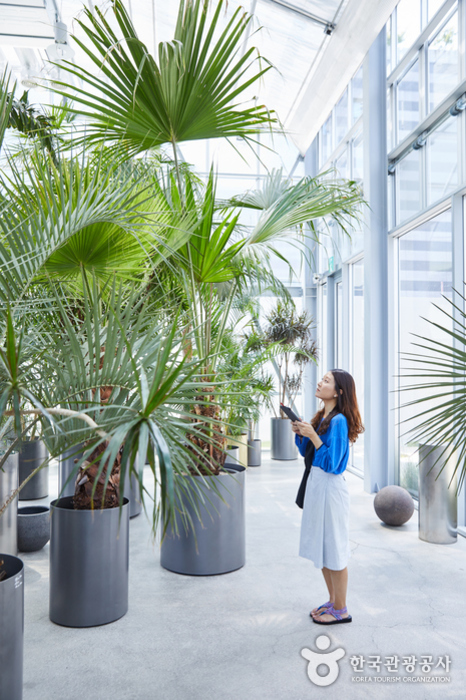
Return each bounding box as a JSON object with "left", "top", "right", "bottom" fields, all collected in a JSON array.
[{"left": 19, "top": 455, "right": 466, "bottom": 699}]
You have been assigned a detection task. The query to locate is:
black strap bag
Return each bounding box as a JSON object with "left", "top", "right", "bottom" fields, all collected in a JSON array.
[{"left": 295, "top": 440, "right": 315, "bottom": 509}]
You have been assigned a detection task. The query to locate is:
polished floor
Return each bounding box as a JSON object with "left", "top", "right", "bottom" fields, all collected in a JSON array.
[{"left": 19, "top": 455, "right": 466, "bottom": 699}]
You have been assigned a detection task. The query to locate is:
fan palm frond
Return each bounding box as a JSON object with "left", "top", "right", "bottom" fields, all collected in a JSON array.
[{"left": 50, "top": 0, "right": 275, "bottom": 157}]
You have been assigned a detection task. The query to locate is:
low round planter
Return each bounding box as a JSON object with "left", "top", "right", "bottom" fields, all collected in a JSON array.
[
  {"left": 160, "top": 466, "right": 246, "bottom": 576},
  {"left": 18, "top": 439, "right": 48, "bottom": 501},
  {"left": 49, "top": 496, "right": 129, "bottom": 627},
  {"left": 226, "top": 445, "right": 239, "bottom": 465},
  {"left": 248, "top": 439, "right": 261, "bottom": 467},
  {"left": 17, "top": 506, "right": 50, "bottom": 552},
  {"left": 58, "top": 443, "right": 84, "bottom": 499},
  {"left": 0, "top": 453, "right": 19, "bottom": 555},
  {"left": 0, "top": 554, "right": 24, "bottom": 700},
  {"left": 271, "top": 417, "right": 298, "bottom": 461}
]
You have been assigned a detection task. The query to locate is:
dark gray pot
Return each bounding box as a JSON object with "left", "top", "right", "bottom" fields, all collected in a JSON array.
[
  {"left": 226, "top": 445, "right": 239, "bottom": 465},
  {"left": 0, "top": 453, "right": 19, "bottom": 555},
  {"left": 248, "top": 439, "right": 261, "bottom": 467},
  {"left": 49, "top": 496, "right": 129, "bottom": 627},
  {"left": 18, "top": 440, "right": 48, "bottom": 501},
  {"left": 58, "top": 443, "right": 84, "bottom": 499},
  {"left": 271, "top": 418, "right": 298, "bottom": 460},
  {"left": 0, "top": 554, "right": 24, "bottom": 700},
  {"left": 17, "top": 506, "right": 50, "bottom": 552},
  {"left": 123, "top": 466, "right": 142, "bottom": 519},
  {"left": 160, "top": 466, "right": 245, "bottom": 576}
]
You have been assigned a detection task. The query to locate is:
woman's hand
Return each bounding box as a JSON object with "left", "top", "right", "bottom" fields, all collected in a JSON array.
[
  {"left": 294, "top": 421, "right": 317, "bottom": 439},
  {"left": 291, "top": 421, "right": 302, "bottom": 435}
]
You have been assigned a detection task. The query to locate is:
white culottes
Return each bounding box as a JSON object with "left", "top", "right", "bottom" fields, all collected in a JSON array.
[{"left": 299, "top": 465, "right": 350, "bottom": 570}]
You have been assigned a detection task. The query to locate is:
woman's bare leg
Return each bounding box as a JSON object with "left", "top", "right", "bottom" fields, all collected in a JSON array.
[
  {"left": 331, "top": 567, "right": 348, "bottom": 611},
  {"left": 314, "top": 567, "right": 349, "bottom": 621},
  {"left": 310, "top": 567, "right": 335, "bottom": 616}
]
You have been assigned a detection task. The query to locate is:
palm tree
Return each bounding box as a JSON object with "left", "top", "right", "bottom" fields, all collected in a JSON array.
[{"left": 399, "top": 289, "right": 466, "bottom": 493}]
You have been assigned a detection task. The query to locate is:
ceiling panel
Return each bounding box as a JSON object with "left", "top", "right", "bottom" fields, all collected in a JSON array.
[{"left": 0, "top": 3, "right": 54, "bottom": 45}]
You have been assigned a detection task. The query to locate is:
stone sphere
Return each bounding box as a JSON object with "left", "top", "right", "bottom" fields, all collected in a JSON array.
[{"left": 374, "top": 485, "right": 414, "bottom": 526}]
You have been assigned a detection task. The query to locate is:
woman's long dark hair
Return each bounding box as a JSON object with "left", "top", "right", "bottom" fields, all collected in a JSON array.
[{"left": 311, "top": 369, "right": 364, "bottom": 444}]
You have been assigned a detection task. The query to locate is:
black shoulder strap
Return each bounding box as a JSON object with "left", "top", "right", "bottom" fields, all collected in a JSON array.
[
  {"left": 295, "top": 440, "right": 315, "bottom": 509},
  {"left": 304, "top": 439, "right": 315, "bottom": 470}
]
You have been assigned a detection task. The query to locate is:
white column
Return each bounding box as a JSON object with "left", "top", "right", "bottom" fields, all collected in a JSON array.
[{"left": 362, "top": 28, "right": 389, "bottom": 493}]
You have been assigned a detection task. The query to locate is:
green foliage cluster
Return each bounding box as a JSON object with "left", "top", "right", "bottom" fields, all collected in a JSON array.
[
  {"left": 256, "top": 301, "right": 318, "bottom": 416},
  {"left": 0, "top": 0, "right": 364, "bottom": 533}
]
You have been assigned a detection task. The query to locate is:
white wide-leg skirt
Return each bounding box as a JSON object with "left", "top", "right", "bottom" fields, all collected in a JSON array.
[{"left": 299, "top": 465, "right": 350, "bottom": 571}]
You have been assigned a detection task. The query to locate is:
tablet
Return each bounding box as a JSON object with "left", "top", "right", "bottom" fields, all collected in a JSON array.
[{"left": 280, "top": 404, "right": 300, "bottom": 422}]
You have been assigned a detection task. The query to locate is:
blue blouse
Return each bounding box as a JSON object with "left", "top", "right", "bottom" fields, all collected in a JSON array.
[{"left": 295, "top": 413, "right": 349, "bottom": 475}]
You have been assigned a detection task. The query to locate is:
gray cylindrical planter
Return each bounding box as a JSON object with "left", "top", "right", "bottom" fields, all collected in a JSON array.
[
  {"left": 248, "top": 439, "right": 261, "bottom": 467},
  {"left": 271, "top": 418, "right": 298, "bottom": 460},
  {"left": 226, "top": 445, "right": 240, "bottom": 465},
  {"left": 419, "top": 444, "right": 457, "bottom": 544},
  {"left": 18, "top": 439, "right": 48, "bottom": 501},
  {"left": 49, "top": 496, "right": 129, "bottom": 627},
  {"left": 0, "top": 453, "right": 19, "bottom": 555},
  {"left": 17, "top": 506, "right": 50, "bottom": 552},
  {"left": 0, "top": 554, "right": 24, "bottom": 700},
  {"left": 58, "top": 443, "right": 84, "bottom": 499},
  {"left": 160, "top": 466, "right": 245, "bottom": 576},
  {"left": 123, "top": 466, "right": 142, "bottom": 519}
]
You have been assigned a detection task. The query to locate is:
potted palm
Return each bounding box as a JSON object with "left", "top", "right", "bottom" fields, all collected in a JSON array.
[
  {"left": 258, "top": 301, "right": 318, "bottom": 460},
  {"left": 399, "top": 290, "right": 465, "bottom": 544}
]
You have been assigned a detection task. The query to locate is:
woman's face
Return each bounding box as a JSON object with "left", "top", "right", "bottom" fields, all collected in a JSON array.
[{"left": 315, "top": 371, "right": 338, "bottom": 400}]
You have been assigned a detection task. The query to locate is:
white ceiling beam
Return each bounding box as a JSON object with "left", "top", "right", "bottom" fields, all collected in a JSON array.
[{"left": 285, "top": 0, "right": 399, "bottom": 155}]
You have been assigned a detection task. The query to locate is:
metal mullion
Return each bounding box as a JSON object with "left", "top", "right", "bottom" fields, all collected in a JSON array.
[
  {"left": 341, "top": 263, "right": 350, "bottom": 373},
  {"left": 391, "top": 234, "right": 400, "bottom": 485},
  {"left": 420, "top": 138, "right": 427, "bottom": 213},
  {"left": 459, "top": 0, "right": 466, "bottom": 82},
  {"left": 451, "top": 191, "right": 465, "bottom": 525},
  {"left": 459, "top": 0, "right": 466, "bottom": 188},
  {"left": 421, "top": 0, "right": 428, "bottom": 29},
  {"left": 419, "top": 41, "right": 427, "bottom": 123},
  {"left": 348, "top": 263, "right": 354, "bottom": 378}
]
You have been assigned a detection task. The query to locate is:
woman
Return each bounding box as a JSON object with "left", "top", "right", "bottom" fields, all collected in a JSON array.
[{"left": 292, "top": 369, "right": 364, "bottom": 626}]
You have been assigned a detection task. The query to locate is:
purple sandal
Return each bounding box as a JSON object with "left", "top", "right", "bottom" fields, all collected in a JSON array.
[
  {"left": 309, "top": 601, "right": 333, "bottom": 617},
  {"left": 312, "top": 604, "right": 352, "bottom": 625}
]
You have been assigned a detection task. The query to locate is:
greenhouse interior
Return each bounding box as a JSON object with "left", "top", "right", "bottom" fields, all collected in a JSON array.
[{"left": 1, "top": 0, "right": 466, "bottom": 697}]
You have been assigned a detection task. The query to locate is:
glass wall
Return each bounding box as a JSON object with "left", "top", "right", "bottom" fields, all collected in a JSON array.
[
  {"left": 427, "top": 9, "right": 458, "bottom": 113},
  {"left": 426, "top": 117, "right": 458, "bottom": 204},
  {"left": 388, "top": 1, "right": 461, "bottom": 225},
  {"left": 397, "top": 210, "right": 453, "bottom": 495},
  {"left": 307, "top": 0, "right": 466, "bottom": 519},
  {"left": 350, "top": 259, "right": 364, "bottom": 473}
]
